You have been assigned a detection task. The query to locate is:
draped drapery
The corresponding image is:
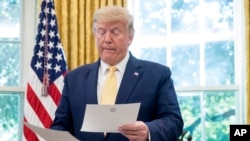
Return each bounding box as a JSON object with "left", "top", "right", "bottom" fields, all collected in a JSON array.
[
  {"left": 37, "top": 0, "right": 127, "bottom": 70},
  {"left": 52, "top": 0, "right": 127, "bottom": 70},
  {"left": 245, "top": 0, "right": 250, "bottom": 124}
]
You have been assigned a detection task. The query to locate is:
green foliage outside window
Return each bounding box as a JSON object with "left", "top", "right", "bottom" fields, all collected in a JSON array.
[{"left": 0, "top": 94, "right": 19, "bottom": 141}]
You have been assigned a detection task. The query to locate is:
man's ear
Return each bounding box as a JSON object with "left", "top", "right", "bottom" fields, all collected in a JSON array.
[{"left": 127, "top": 33, "right": 134, "bottom": 46}]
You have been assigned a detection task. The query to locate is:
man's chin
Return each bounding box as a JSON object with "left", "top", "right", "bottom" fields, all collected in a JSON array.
[{"left": 101, "top": 56, "right": 114, "bottom": 64}]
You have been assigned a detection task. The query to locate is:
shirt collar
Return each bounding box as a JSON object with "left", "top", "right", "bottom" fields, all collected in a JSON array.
[{"left": 100, "top": 52, "right": 129, "bottom": 74}]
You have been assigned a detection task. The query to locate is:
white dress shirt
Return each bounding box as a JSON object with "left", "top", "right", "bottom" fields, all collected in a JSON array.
[
  {"left": 97, "top": 52, "right": 129, "bottom": 103},
  {"left": 97, "top": 52, "right": 151, "bottom": 140}
]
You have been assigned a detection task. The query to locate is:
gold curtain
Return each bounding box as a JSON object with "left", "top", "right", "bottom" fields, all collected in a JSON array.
[
  {"left": 245, "top": 0, "right": 250, "bottom": 123},
  {"left": 53, "top": 0, "right": 127, "bottom": 70}
]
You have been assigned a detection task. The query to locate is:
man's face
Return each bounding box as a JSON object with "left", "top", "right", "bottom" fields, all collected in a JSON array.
[{"left": 94, "top": 21, "right": 133, "bottom": 65}]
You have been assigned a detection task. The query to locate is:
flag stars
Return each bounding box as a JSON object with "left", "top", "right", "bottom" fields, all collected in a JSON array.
[
  {"left": 49, "top": 30, "right": 55, "bottom": 38},
  {"left": 40, "top": 29, "right": 46, "bottom": 37},
  {"left": 47, "top": 52, "right": 53, "bottom": 60},
  {"left": 48, "top": 41, "right": 54, "bottom": 49},
  {"left": 56, "top": 43, "right": 62, "bottom": 49},
  {"left": 51, "top": 9, "right": 56, "bottom": 16},
  {"left": 34, "top": 61, "right": 42, "bottom": 70},
  {"left": 46, "top": 0, "right": 51, "bottom": 3},
  {"left": 36, "top": 50, "right": 43, "bottom": 58},
  {"left": 46, "top": 63, "right": 52, "bottom": 70},
  {"left": 42, "top": 18, "right": 47, "bottom": 26},
  {"left": 56, "top": 33, "right": 60, "bottom": 38},
  {"left": 44, "top": 7, "right": 50, "bottom": 14},
  {"left": 55, "top": 53, "right": 62, "bottom": 62},
  {"left": 54, "top": 64, "right": 61, "bottom": 73},
  {"left": 50, "top": 19, "right": 56, "bottom": 27},
  {"left": 30, "top": 0, "right": 67, "bottom": 84},
  {"left": 39, "top": 40, "right": 45, "bottom": 48}
]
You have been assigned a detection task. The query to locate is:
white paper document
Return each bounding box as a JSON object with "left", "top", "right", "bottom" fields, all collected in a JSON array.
[
  {"left": 81, "top": 103, "right": 141, "bottom": 133},
  {"left": 24, "top": 122, "right": 79, "bottom": 141}
]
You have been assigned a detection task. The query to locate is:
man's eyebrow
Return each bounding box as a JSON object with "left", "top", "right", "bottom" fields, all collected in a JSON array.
[
  {"left": 111, "top": 27, "right": 121, "bottom": 31},
  {"left": 96, "top": 26, "right": 121, "bottom": 31},
  {"left": 97, "top": 27, "right": 105, "bottom": 30}
]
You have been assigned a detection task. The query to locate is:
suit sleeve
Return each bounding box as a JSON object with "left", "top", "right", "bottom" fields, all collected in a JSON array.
[
  {"left": 50, "top": 75, "right": 74, "bottom": 134},
  {"left": 145, "top": 67, "right": 183, "bottom": 141}
]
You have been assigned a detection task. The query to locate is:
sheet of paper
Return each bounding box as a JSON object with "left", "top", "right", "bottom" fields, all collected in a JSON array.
[
  {"left": 24, "top": 122, "right": 79, "bottom": 141},
  {"left": 81, "top": 103, "right": 141, "bottom": 133}
]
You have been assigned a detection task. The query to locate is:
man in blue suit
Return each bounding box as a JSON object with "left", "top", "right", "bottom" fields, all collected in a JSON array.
[{"left": 51, "top": 5, "right": 183, "bottom": 141}]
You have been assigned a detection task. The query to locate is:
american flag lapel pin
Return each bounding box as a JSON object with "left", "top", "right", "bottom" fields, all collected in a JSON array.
[{"left": 134, "top": 72, "right": 139, "bottom": 76}]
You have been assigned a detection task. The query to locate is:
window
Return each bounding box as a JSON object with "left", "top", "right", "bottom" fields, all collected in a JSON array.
[
  {"left": 0, "top": 0, "right": 245, "bottom": 140},
  {"left": 0, "top": 0, "right": 22, "bottom": 140},
  {"left": 127, "top": 0, "right": 244, "bottom": 141},
  {"left": 0, "top": 0, "right": 36, "bottom": 140}
]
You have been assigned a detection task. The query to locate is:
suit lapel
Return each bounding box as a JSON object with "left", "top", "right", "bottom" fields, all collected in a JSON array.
[
  {"left": 115, "top": 55, "right": 143, "bottom": 104},
  {"left": 84, "top": 61, "right": 100, "bottom": 104},
  {"left": 84, "top": 56, "right": 143, "bottom": 104}
]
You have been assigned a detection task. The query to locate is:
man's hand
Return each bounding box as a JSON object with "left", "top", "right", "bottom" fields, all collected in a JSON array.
[{"left": 118, "top": 121, "right": 149, "bottom": 141}]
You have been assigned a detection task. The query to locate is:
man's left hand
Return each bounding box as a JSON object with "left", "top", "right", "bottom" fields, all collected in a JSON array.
[{"left": 118, "top": 121, "right": 149, "bottom": 141}]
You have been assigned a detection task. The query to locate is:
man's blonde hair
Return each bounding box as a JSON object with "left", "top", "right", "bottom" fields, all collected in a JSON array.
[{"left": 93, "top": 5, "right": 134, "bottom": 34}]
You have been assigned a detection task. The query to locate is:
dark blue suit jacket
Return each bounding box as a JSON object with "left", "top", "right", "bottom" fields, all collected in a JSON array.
[{"left": 51, "top": 54, "right": 183, "bottom": 141}]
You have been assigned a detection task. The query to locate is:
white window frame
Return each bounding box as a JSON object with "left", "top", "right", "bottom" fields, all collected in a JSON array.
[
  {"left": 127, "top": 0, "right": 246, "bottom": 128},
  {"left": 20, "top": 0, "right": 37, "bottom": 140},
  {"left": 0, "top": 0, "right": 36, "bottom": 140}
]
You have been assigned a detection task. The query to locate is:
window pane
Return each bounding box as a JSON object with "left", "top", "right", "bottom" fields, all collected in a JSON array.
[
  {"left": 140, "top": 47, "right": 166, "bottom": 65},
  {"left": 205, "top": 41, "right": 235, "bottom": 85},
  {"left": 0, "top": 42, "right": 20, "bottom": 86},
  {"left": 171, "top": 0, "right": 199, "bottom": 33},
  {"left": 0, "top": 0, "right": 21, "bottom": 38},
  {"left": 204, "top": 91, "right": 235, "bottom": 141},
  {"left": 204, "top": 0, "right": 234, "bottom": 33},
  {"left": 178, "top": 91, "right": 236, "bottom": 141},
  {"left": 172, "top": 44, "right": 200, "bottom": 86},
  {"left": 0, "top": 93, "right": 21, "bottom": 141},
  {"left": 0, "top": 0, "right": 22, "bottom": 139},
  {"left": 139, "top": 0, "right": 167, "bottom": 35},
  {"left": 178, "top": 93, "right": 202, "bottom": 140}
]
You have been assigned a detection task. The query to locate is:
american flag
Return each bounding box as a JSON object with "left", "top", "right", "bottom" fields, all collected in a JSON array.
[{"left": 23, "top": 0, "right": 67, "bottom": 140}]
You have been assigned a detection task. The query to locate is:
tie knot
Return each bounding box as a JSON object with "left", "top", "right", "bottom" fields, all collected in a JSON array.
[{"left": 108, "top": 66, "right": 116, "bottom": 72}]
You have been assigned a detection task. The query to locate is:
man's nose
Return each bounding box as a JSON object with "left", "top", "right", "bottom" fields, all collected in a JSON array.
[{"left": 104, "top": 32, "right": 112, "bottom": 44}]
